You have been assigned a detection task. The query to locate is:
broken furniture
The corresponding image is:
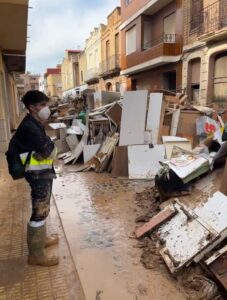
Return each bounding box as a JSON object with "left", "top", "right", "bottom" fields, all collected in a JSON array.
[{"left": 136, "top": 192, "right": 227, "bottom": 274}]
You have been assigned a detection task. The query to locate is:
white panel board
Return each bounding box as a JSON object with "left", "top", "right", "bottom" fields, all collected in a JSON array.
[
  {"left": 64, "top": 133, "right": 88, "bottom": 165},
  {"left": 128, "top": 145, "right": 165, "bottom": 179},
  {"left": 66, "top": 134, "right": 79, "bottom": 151},
  {"left": 119, "top": 91, "right": 148, "bottom": 146},
  {"left": 158, "top": 203, "right": 219, "bottom": 273},
  {"left": 170, "top": 109, "right": 181, "bottom": 136},
  {"left": 146, "top": 93, "right": 163, "bottom": 144},
  {"left": 83, "top": 144, "right": 101, "bottom": 163},
  {"left": 49, "top": 123, "right": 66, "bottom": 129},
  {"left": 194, "top": 191, "right": 227, "bottom": 233}
]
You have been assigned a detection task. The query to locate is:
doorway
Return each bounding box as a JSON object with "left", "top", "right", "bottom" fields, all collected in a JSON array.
[{"left": 162, "top": 71, "right": 176, "bottom": 91}]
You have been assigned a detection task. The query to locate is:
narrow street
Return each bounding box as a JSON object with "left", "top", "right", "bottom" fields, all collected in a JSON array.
[
  {"left": 0, "top": 154, "right": 187, "bottom": 300},
  {"left": 53, "top": 164, "right": 187, "bottom": 300}
]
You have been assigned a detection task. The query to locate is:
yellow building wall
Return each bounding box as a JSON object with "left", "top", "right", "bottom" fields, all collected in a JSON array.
[
  {"left": 85, "top": 24, "right": 106, "bottom": 78},
  {"left": 47, "top": 74, "right": 62, "bottom": 97},
  {"left": 79, "top": 51, "right": 87, "bottom": 86},
  {"left": 7, "top": 73, "right": 19, "bottom": 129},
  {"left": 101, "top": 7, "right": 121, "bottom": 62},
  {"left": 61, "top": 52, "right": 80, "bottom": 92},
  {"left": 0, "top": 50, "right": 20, "bottom": 150}
]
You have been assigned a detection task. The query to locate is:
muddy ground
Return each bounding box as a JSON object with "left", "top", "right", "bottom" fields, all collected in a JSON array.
[
  {"left": 133, "top": 168, "right": 226, "bottom": 300},
  {"left": 50, "top": 162, "right": 225, "bottom": 300}
]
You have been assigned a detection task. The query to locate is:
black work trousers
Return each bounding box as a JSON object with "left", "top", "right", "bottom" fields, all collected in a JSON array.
[{"left": 26, "top": 177, "right": 53, "bottom": 222}]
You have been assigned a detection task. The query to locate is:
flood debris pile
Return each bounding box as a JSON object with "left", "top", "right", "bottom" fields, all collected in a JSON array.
[
  {"left": 50, "top": 90, "right": 227, "bottom": 185},
  {"left": 134, "top": 187, "right": 227, "bottom": 298}
]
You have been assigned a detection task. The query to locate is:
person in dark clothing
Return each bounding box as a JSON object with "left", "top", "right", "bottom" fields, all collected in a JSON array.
[{"left": 16, "top": 90, "right": 59, "bottom": 266}]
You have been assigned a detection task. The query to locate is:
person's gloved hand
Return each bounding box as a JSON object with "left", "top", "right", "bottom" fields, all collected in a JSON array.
[{"left": 32, "top": 152, "right": 44, "bottom": 161}]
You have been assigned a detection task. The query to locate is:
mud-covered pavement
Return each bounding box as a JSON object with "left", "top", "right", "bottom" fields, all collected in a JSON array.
[
  {"left": 0, "top": 154, "right": 85, "bottom": 300},
  {"left": 53, "top": 165, "right": 188, "bottom": 300}
]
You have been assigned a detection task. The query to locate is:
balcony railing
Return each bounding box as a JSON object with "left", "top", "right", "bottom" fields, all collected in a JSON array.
[
  {"left": 84, "top": 67, "right": 100, "bottom": 83},
  {"left": 100, "top": 54, "right": 120, "bottom": 76},
  {"left": 143, "top": 33, "right": 178, "bottom": 50},
  {"left": 191, "top": 0, "right": 227, "bottom": 36}
]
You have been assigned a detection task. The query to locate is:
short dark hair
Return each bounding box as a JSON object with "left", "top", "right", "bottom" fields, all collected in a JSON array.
[{"left": 22, "top": 90, "right": 49, "bottom": 109}]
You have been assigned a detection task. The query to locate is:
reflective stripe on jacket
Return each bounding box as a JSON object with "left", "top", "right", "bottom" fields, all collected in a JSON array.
[{"left": 20, "top": 147, "right": 57, "bottom": 172}]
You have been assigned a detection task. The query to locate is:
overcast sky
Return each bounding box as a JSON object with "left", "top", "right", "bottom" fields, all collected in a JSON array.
[{"left": 26, "top": 0, "right": 120, "bottom": 75}]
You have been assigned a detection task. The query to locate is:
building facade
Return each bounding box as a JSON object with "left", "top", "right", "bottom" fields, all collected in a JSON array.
[
  {"left": 120, "top": 0, "right": 183, "bottom": 92},
  {"left": 44, "top": 68, "right": 62, "bottom": 98},
  {"left": 20, "top": 72, "right": 40, "bottom": 93},
  {"left": 61, "top": 50, "right": 81, "bottom": 94},
  {"left": 183, "top": 0, "right": 227, "bottom": 105},
  {"left": 0, "top": 0, "right": 29, "bottom": 151},
  {"left": 84, "top": 25, "right": 106, "bottom": 90},
  {"left": 99, "top": 7, "right": 127, "bottom": 94},
  {"left": 78, "top": 51, "right": 87, "bottom": 87}
]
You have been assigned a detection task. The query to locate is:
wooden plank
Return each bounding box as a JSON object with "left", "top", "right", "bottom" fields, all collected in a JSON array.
[
  {"left": 164, "top": 95, "right": 179, "bottom": 103},
  {"left": 119, "top": 91, "right": 148, "bottom": 146},
  {"left": 161, "top": 125, "right": 170, "bottom": 137},
  {"left": 158, "top": 100, "right": 166, "bottom": 144},
  {"left": 135, "top": 207, "right": 177, "bottom": 238},
  {"left": 111, "top": 146, "right": 129, "bottom": 178},
  {"left": 95, "top": 133, "right": 119, "bottom": 172},
  {"left": 176, "top": 110, "right": 201, "bottom": 147},
  {"left": 128, "top": 145, "right": 165, "bottom": 179}
]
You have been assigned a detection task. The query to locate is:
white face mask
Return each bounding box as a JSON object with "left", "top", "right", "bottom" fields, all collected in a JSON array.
[{"left": 38, "top": 106, "right": 51, "bottom": 121}]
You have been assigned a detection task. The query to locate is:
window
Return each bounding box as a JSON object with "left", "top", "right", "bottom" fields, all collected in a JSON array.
[
  {"left": 106, "top": 40, "right": 110, "bottom": 59},
  {"left": 125, "top": 0, "right": 132, "bottom": 6},
  {"left": 163, "top": 12, "right": 176, "bottom": 41},
  {"left": 126, "top": 26, "right": 137, "bottom": 55},
  {"left": 142, "top": 19, "right": 152, "bottom": 50},
  {"left": 190, "top": 0, "right": 203, "bottom": 32},
  {"left": 115, "top": 33, "right": 119, "bottom": 55}
]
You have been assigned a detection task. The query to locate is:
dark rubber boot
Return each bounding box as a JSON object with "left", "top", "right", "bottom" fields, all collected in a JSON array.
[{"left": 27, "top": 224, "right": 59, "bottom": 266}]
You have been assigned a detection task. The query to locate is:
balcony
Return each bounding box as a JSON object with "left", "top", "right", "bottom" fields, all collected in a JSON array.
[
  {"left": 99, "top": 54, "right": 121, "bottom": 78},
  {"left": 143, "top": 33, "right": 178, "bottom": 50},
  {"left": 84, "top": 67, "right": 100, "bottom": 83},
  {"left": 193, "top": 0, "right": 227, "bottom": 42},
  {"left": 121, "top": 34, "right": 182, "bottom": 75}
]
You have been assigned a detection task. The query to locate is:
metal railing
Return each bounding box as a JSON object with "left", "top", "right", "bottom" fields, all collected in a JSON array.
[
  {"left": 100, "top": 54, "right": 120, "bottom": 75},
  {"left": 143, "top": 33, "right": 178, "bottom": 50},
  {"left": 191, "top": 0, "right": 227, "bottom": 35}
]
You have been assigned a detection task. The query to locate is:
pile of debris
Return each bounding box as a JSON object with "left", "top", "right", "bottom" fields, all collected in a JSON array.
[
  {"left": 134, "top": 188, "right": 227, "bottom": 297},
  {"left": 49, "top": 90, "right": 227, "bottom": 183}
]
